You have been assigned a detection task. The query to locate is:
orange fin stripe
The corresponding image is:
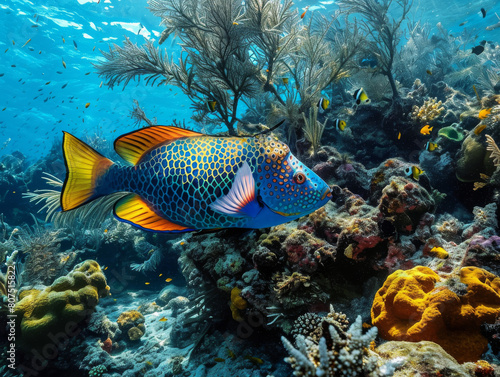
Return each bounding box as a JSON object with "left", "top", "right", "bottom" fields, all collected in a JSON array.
[
  {"left": 114, "top": 194, "right": 191, "bottom": 232},
  {"left": 61, "top": 132, "right": 113, "bottom": 211},
  {"left": 114, "top": 125, "right": 203, "bottom": 165}
]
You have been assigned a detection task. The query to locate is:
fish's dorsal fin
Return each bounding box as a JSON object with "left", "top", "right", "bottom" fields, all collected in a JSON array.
[
  {"left": 114, "top": 125, "right": 203, "bottom": 165},
  {"left": 114, "top": 193, "right": 194, "bottom": 232}
]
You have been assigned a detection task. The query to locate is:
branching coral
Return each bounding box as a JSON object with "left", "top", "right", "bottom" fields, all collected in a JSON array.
[
  {"left": 100, "top": 0, "right": 263, "bottom": 134},
  {"left": 486, "top": 134, "right": 500, "bottom": 167},
  {"left": 410, "top": 97, "right": 444, "bottom": 123},
  {"left": 282, "top": 316, "right": 399, "bottom": 377},
  {"left": 96, "top": 0, "right": 362, "bottom": 136},
  {"left": 338, "top": 0, "right": 413, "bottom": 102},
  {"left": 302, "top": 106, "right": 328, "bottom": 157},
  {"left": 130, "top": 99, "right": 157, "bottom": 128}
]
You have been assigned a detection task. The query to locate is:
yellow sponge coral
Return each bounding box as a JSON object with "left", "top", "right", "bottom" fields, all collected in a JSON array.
[
  {"left": 371, "top": 266, "right": 500, "bottom": 363},
  {"left": 15, "top": 260, "right": 109, "bottom": 350},
  {"left": 230, "top": 287, "right": 247, "bottom": 322},
  {"left": 117, "top": 310, "right": 145, "bottom": 341}
]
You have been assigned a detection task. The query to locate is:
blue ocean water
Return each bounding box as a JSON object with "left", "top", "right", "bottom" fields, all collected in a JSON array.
[
  {"left": 1, "top": 0, "right": 499, "bottom": 160},
  {"left": 3, "top": 1, "right": 500, "bottom": 376}
]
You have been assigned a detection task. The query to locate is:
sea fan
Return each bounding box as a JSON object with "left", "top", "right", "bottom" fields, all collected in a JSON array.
[{"left": 486, "top": 134, "right": 500, "bottom": 167}]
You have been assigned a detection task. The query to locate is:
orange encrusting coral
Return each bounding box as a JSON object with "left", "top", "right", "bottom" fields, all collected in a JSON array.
[{"left": 371, "top": 266, "right": 500, "bottom": 363}]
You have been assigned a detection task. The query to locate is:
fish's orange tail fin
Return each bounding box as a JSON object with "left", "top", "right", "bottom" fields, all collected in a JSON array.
[{"left": 61, "top": 132, "right": 114, "bottom": 211}]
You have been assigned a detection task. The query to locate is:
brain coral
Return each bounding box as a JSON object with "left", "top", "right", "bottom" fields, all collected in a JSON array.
[
  {"left": 371, "top": 266, "right": 500, "bottom": 363},
  {"left": 15, "top": 260, "right": 109, "bottom": 349}
]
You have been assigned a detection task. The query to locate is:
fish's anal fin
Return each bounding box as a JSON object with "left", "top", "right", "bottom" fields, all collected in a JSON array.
[
  {"left": 114, "top": 125, "right": 203, "bottom": 165},
  {"left": 114, "top": 194, "right": 193, "bottom": 233},
  {"left": 209, "top": 161, "right": 261, "bottom": 218}
]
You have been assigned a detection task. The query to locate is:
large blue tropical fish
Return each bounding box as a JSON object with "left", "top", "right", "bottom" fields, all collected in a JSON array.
[{"left": 61, "top": 125, "right": 332, "bottom": 232}]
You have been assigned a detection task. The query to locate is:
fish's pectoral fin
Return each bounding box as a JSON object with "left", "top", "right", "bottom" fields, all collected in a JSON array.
[
  {"left": 209, "top": 161, "right": 261, "bottom": 218},
  {"left": 114, "top": 125, "right": 203, "bottom": 165},
  {"left": 114, "top": 193, "right": 194, "bottom": 233}
]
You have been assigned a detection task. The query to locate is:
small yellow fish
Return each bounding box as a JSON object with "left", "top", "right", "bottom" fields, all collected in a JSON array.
[
  {"left": 478, "top": 108, "right": 492, "bottom": 119},
  {"left": 60, "top": 255, "right": 70, "bottom": 263},
  {"left": 159, "top": 317, "right": 168, "bottom": 322},
  {"left": 245, "top": 356, "right": 264, "bottom": 365},
  {"left": 317, "top": 98, "right": 329, "bottom": 111},
  {"left": 233, "top": 22, "right": 239, "bottom": 25},
  {"left": 426, "top": 69, "right": 432, "bottom": 75},
  {"left": 474, "top": 124, "right": 487, "bottom": 135},
  {"left": 214, "top": 358, "right": 225, "bottom": 363},
  {"left": 104, "top": 228, "right": 108, "bottom": 233},
  {"left": 353, "top": 88, "right": 370, "bottom": 105},
  {"left": 404, "top": 166, "right": 424, "bottom": 181},
  {"left": 282, "top": 77, "right": 289, "bottom": 85},
  {"left": 397, "top": 132, "right": 401, "bottom": 140},
  {"left": 459, "top": 21, "right": 468, "bottom": 26},
  {"left": 420, "top": 125, "right": 433, "bottom": 135},
  {"left": 62, "top": 36, "right": 65, "bottom": 43},
  {"left": 335, "top": 119, "right": 347, "bottom": 132},
  {"left": 22, "top": 38, "right": 32, "bottom": 48},
  {"left": 159, "top": 273, "right": 163, "bottom": 277},
  {"left": 227, "top": 349, "right": 236, "bottom": 359},
  {"left": 206, "top": 100, "right": 217, "bottom": 112},
  {"left": 85, "top": 103, "right": 90, "bottom": 108},
  {"left": 145, "top": 282, "right": 150, "bottom": 285},
  {"left": 62, "top": 59, "right": 67, "bottom": 69},
  {"left": 425, "top": 141, "right": 439, "bottom": 152},
  {"left": 93, "top": 45, "right": 96, "bottom": 51},
  {"left": 166, "top": 278, "right": 173, "bottom": 282},
  {"left": 99, "top": 81, "right": 103, "bottom": 88},
  {"left": 145, "top": 361, "right": 153, "bottom": 366},
  {"left": 429, "top": 246, "right": 449, "bottom": 259}
]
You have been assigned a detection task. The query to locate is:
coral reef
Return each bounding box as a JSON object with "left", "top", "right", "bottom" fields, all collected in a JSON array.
[
  {"left": 282, "top": 315, "right": 402, "bottom": 376},
  {"left": 14, "top": 260, "right": 109, "bottom": 350},
  {"left": 371, "top": 265, "right": 500, "bottom": 362},
  {"left": 411, "top": 97, "right": 445, "bottom": 123},
  {"left": 117, "top": 310, "right": 146, "bottom": 342}
]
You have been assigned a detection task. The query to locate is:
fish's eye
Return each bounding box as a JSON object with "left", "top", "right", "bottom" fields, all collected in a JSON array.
[{"left": 293, "top": 172, "right": 306, "bottom": 184}]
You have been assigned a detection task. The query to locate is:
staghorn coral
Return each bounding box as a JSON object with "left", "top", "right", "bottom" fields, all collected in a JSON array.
[
  {"left": 290, "top": 305, "right": 350, "bottom": 344},
  {"left": 371, "top": 265, "right": 500, "bottom": 363},
  {"left": 411, "top": 97, "right": 444, "bottom": 123},
  {"left": 282, "top": 316, "right": 400, "bottom": 376}
]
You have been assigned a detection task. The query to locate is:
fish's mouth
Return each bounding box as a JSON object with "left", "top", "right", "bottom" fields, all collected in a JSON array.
[{"left": 321, "top": 187, "right": 332, "bottom": 201}]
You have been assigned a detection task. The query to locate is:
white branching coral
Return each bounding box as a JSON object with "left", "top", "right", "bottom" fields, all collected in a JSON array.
[{"left": 282, "top": 316, "right": 400, "bottom": 377}]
